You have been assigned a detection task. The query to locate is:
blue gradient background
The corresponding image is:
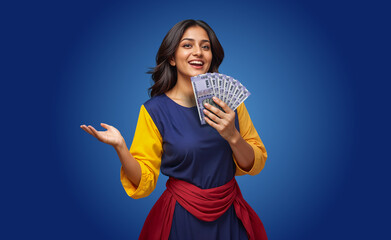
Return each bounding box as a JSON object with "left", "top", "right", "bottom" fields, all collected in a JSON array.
[{"left": 2, "top": 0, "right": 390, "bottom": 239}]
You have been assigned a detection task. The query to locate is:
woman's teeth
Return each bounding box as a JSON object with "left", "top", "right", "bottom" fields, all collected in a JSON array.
[{"left": 189, "top": 61, "right": 203, "bottom": 66}]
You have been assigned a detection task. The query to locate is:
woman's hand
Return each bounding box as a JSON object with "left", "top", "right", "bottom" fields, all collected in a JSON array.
[
  {"left": 80, "top": 123, "right": 125, "bottom": 148},
  {"left": 203, "top": 97, "right": 240, "bottom": 144},
  {"left": 81, "top": 123, "right": 142, "bottom": 185}
]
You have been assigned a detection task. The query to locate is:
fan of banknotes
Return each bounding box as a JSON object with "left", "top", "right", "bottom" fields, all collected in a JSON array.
[{"left": 191, "top": 73, "right": 251, "bottom": 125}]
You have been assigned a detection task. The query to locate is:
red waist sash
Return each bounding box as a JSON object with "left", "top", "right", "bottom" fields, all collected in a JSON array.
[{"left": 139, "top": 177, "right": 267, "bottom": 240}]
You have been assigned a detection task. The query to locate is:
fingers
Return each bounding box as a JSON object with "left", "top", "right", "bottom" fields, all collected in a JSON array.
[
  {"left": 212, "top": 97, "right": 232, "bottom": 113},
  {"left": 204, "top": 115, "right": 219, "bottom": 129},
  {"left": 100, "top": 123, "right": 110, "bottom": 130},
  {"left": 80, "top": 124, "right": 101, "bottom": 140},
  {"left": 204, "top": 101, "right": 224, "bottom": 119},
  {"left": 80, "top": 125, "right": 94, "bottom": 136},
  {"left": 203, "top": 97, "right": 232, "bottom": 118},
  {"left": 203, "top": 108, "right": 221, "bottom": 124},
  {"left": 87, "top": 125, "right": 101, "bottom": 140},
  {"left": 203, "top": 97, "right": 236, "bottom": 132}
]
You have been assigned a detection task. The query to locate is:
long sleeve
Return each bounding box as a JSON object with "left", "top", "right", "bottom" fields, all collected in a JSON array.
[
  {"left": 234, "top": 103, "right": 267, "bottom": 176},
  {"left": 120, "top": 105, "right": 163, "bottom": 199}
]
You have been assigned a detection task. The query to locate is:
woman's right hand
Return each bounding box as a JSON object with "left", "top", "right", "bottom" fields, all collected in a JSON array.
[{"left": 80, "top": 123, "right": 125, "bottom": 148}]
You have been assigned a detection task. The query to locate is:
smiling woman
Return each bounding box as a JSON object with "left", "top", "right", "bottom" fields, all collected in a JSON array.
[
  {"left": 170, "top": 27, "right": 212, "bottom": 70},
  {"left": 166, "top": 26, "right": 213, "bottom": 108},
  {"left": 80, "top": 19, "right": 268, "bottom": 240},
  {"left": 148, "top": 20, "right": 224, "bottom": 99}
]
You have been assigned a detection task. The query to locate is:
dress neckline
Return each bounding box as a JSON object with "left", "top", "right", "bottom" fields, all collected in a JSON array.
[{"left": 163, "top": 93, "right": 197, "bottom": 110}]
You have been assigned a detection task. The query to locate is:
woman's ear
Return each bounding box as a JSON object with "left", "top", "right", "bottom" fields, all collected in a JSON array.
[{"left": 169, "top": 57, "right": 176, "bottom": 67}]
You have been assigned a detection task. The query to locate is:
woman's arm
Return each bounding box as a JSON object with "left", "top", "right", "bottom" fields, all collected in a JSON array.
[
  {"left": 82, "top": 105, "right": 162, "bottom": 199},
  {"left": 203, "top": 97, "right": 265, "bottom": 172},
  {"left": 80, "top": 123, "right": 142, "bottom": 187},
  {"left": 114, "top": 140, "right": 142, "bottom": 187},
  {"left": 225, "top": 130, "right": 254, "bottom": 171}
]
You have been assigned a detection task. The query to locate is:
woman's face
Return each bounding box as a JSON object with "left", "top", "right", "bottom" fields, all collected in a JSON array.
[{"left": 170, "top": 26, "right": 213, "bottom": 80}]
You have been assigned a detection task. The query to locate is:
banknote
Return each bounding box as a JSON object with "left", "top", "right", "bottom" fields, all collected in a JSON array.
[
  {"left": 191, "top": 74, "right": 221, "bottom": 125},
  {"left": 225, "top": 77, "right": 238, "bottom": 108},
  {"left": 207, "top": 72, "right": 218, "bottom": 97},
  {"left": 229, "top": 81, "right": 244, "bottom": 109},
  {"left": 217, "top": 73, "right": 224, "bottom": 101},
  {"left": 232, "top": 85, "right": 251, "bottom": 110},
  {"left": 191, "top": 73, "right": 251, "bottom": 125},
  {"left": 222, "top": 75, "right": 231, "bottom": 103}
]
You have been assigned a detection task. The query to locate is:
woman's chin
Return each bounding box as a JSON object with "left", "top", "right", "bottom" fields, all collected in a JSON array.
[{"left": 191, "top": 69, "right": 208, "bottom": 76}]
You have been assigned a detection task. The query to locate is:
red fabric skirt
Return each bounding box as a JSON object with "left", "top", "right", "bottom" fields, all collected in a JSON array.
[{"left": 139, "top": 177, "right": 267, "bottom": 240}]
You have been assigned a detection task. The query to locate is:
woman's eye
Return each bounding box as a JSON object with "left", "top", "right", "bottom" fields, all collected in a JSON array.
[
  {"left": 183, "top": 44, "right": 192, "bottom": 48},
  {"left": 202, "top": 45, "right": 210, "bottom": 50}
]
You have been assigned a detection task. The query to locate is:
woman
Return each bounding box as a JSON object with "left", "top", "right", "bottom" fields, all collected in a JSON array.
[{"left": 81, "top": 19, "right": 267, "bottom": 240}]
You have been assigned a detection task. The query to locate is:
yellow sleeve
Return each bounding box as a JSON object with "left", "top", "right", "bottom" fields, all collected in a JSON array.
[
  {"left": 233, "top": 102, "right": 267, "bottom": 176},
  {"left": 120, "top": 105, "right": 163, "bottom": 199}
]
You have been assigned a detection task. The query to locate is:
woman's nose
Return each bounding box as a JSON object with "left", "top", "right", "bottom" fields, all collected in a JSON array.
[{"left": 192, "top": 46, "right": 202, "bottom": 56}]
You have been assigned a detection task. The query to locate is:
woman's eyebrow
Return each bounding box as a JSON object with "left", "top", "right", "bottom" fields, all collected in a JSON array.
[{"left": 180, "top": 38, "right": 210, "bottom": 43}]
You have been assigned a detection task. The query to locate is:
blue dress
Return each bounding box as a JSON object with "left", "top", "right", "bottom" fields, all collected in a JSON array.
[{"left": 120, "top": 94, "right": 267, "bottom": 239}]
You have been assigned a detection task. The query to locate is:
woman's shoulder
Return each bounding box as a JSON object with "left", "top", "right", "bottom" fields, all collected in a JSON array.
[
  {"left": 143, "top": 94, "right": 167, "bottom": 113},
  {"left": 140, "top": 94, "right": 169, "bottom": 136},
  {"left": 141, "top": 94, "right": 172, "bottom": 126}
]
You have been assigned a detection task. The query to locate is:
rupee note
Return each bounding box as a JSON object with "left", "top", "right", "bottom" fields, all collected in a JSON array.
[{"left": 191, "top": 74, "right": 221, "bottom": 125}]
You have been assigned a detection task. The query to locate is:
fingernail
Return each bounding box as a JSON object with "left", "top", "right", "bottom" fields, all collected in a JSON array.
[{"left": 212, "top": 97, "right": 217, "bottom": 101}]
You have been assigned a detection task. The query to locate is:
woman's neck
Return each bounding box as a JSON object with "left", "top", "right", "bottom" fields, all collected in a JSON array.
[{"left": 165, "top": 76, "right": 195, "bottom": 107}]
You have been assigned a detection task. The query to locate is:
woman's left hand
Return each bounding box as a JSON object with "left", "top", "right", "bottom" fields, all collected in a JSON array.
[{"left": 203, "top": 97, "right": 239, "bottom": 143}]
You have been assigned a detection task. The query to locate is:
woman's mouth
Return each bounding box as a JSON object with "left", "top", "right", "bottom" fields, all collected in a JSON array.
[{"left": 189, "top": 60, "right": 204, "bottom": 69}]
